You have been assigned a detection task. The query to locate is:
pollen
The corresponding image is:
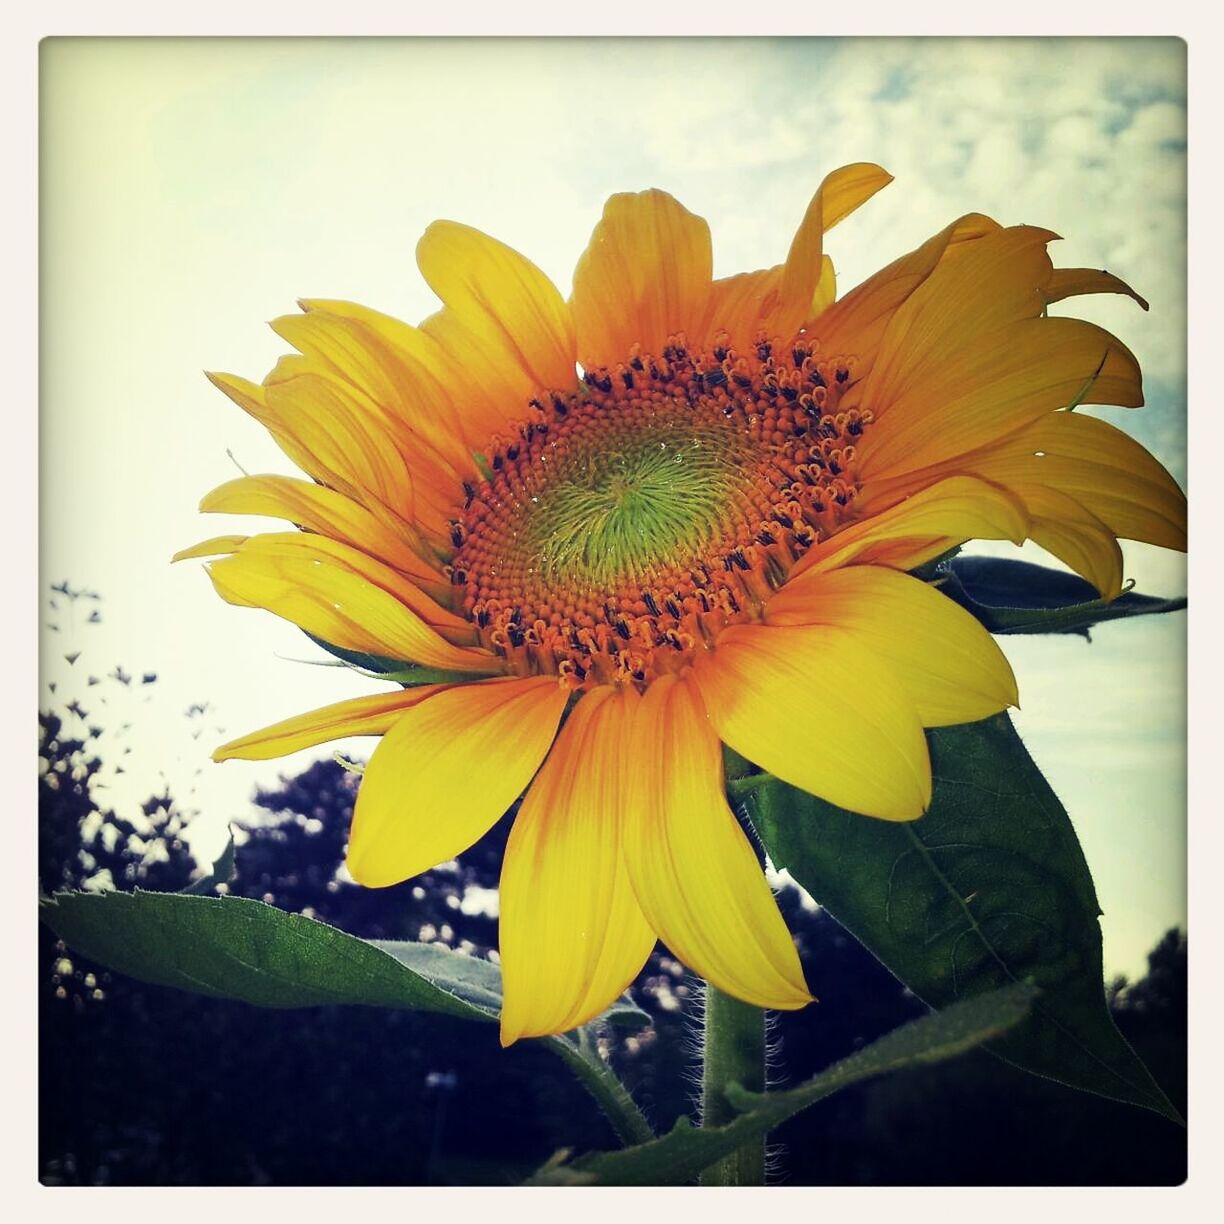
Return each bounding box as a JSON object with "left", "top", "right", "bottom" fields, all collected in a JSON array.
[{"left": 449, "top": 333, "right": 871, "bottom": 688}]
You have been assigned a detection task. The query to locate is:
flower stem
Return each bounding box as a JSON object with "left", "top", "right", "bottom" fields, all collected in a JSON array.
[
  {"left": 700, "top": 983, "right": 767, "bottom": 1185},
  {"left": 706, "top": 743, "right": 770, "bottom": 1184},
  {"left": 542, "top": 1033, "right": 655, "bottom": 1148}
]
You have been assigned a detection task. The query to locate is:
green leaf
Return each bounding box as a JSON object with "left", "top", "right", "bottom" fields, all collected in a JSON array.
[
  {"left": 303, "top": 633, "right": 491, "bottom": 687},
  {"left": 747, "top": 713, "right": 1181, "bottom": 1123},
  {"left": 41, "top": 890, "right": 494, "bottom": 1020},
  {"left": 372, "top": 940, "right": 649, "bottom": 1031},
  {"left": 369, "top": 939, "right": 503, "bottom": 1013},
  {"left": 937, "top": 555, "right": 1185, "bottom": 636},
  {"left": 304, "top": 632, "right": 406, "bottom": 675},
  {"left": 38, "top": 890, "right": 650, "bottom": 1031},
  {"left": 532, "top": 982, "right": 1037, "bottom": 1185}
]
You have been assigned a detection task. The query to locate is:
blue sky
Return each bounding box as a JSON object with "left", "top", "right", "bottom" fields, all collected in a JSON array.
[{"left": 40, "top": 37, "right": 1186, "bottom": 978}]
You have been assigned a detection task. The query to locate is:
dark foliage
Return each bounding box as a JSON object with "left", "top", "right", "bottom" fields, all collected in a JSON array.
[
  {"left": 39, "top": 710, "right": 195, "bottom": 898},
  {"left": 770, "top": 927, "right": 1186, "bottom": 1186},
  {"left": 40, "top": 714, "right": 1186, "bottom": 1186}
]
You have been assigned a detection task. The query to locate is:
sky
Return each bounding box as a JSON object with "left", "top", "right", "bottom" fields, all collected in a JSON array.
[{"left": 39, "top": 37, "right": 1187, "bottom": 979}]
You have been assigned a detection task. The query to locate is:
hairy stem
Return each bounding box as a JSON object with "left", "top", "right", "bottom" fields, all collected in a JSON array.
[
  {"left": 700, "top": 983, "right": 767, "bottom": 1185},
  {"left": 702, "top": 743, "right": 772, "bottom": 1184},
  {"left": 542, "top": 1033, "right": 655, "bottom": 1148}
]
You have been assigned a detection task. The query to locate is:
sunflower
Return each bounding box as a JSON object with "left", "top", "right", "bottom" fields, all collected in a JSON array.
[{"left": 178, "top": 162, "right": 1187, "bottom": 1046}]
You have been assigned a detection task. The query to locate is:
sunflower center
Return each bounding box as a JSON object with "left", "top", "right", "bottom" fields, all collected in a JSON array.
[
  {"left": 517, "top": 410, "right": 758, "bottom": 589},
  {"left": 450, "top": 334, "right": 871, "bottom": 688}
]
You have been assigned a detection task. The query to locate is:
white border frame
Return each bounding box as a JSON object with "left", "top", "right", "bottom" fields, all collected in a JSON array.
[{"left": 8, "top": 4, "right": 1221, "bottom": 1219}]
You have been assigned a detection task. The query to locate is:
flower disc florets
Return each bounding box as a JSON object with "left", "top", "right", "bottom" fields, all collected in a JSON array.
[{"left": 450, "top": 333, "right": 872, "bottom": 689}]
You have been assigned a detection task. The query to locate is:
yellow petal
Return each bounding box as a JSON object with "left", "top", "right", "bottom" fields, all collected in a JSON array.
[
  {"left": 214, "top": 685, "right": 451, "bottom": 762},
  {"left": 813, "top": 162, "right": 896, "bottom": 232},
  {"left": 200, "top": 474, "right": 445, "bottom": 592},
  {"left": 263, "top": 353, "right": 315, "bottom": 385},
  {"left": 858, "top": 316, "right": 1143, "bottom": 480},
  {"left": 346, "top": 677, "right": 568, "bottom": 888},
  {"left": 701, "top": 266, "right": 785, "bottom": 355},
  {"left": 794, "top": 475, "right": 1030, "bottom": 580},
  {"left": 860, "top": 225, "right": 1060, "bottom": 411},
  {"left": 810, "top": 254, "right": 837, "bottom": 317},
  {"left": 259, "top": 342, "right": 465, "bottom": 510},
  {"left": 172, "top": 534, "right": 249, "bottom": 563},
  {"left": 257, "top": 372, "right": 416, "bottom": 510},
  {"left": 1008, "top": 483, "right": 1125, "bottom": 599},
  {"left": 302, "top": 296, "right": 548, "bottom": 458},
  {"left": 702, "top": 164, "right": 891, "bottom": 354},
  {"left": 415, "top": 220, "right": 576, "bottom": 399},
  {"left": 705, "top": 257, "right": 838, "bottom": 356},
  {"left": 205, "top": 544, "right": 497, "bottom": 674},
  {"left": 271, "top": 310, "right": 410, "bottom": 425},
  {"left": 1043, "top": 267, "right": 1149, "bottom": 312},
  {"left": 692, "top": 624, "right": 931, "bottom": 821},
  {"left": 417, "top": 306, "right": 555, "bottom": 444},
  {"left": 498, "top": 686, "right": 656, "bottom": 1044},
  {"left": 262, "top": 372, "right": 462, "bottom": 545},
  {"left": 223, "top": 532, "right": 469, "bottom": 636},
  {"left": 621, "top": 674, "right": 811, "bottom": 1009},
  {"left": 206, "top": 371, "right": 331, "bottom": 484},
  {"left": 277, "top": 305, "right": 476, "bottom": 475},
  {"left": 809, "top": 213, "right": 1000, "bottom": 374},
  {"left": 571, "top": 189, "right": 712, "bottom": 370},
  {"left": 953, "top": 411, "right": 1186, "bottom": 553},
  {"left": 767, "top": 566, "right": 1018, "bottom": 726},
  {"left": 300, "top": 300, "right": 541, "bottom": 465},
  {"left": 769, "top": 162, "right": 892, "bottom": 342},
  {"left": 301, "top": 297, "right": 437, "bottom": 355}
]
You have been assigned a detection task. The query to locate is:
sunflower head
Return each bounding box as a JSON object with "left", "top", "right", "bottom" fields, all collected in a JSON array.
[{"left": 179, "top": 163, "right": 1186, "bottom": 1044}]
